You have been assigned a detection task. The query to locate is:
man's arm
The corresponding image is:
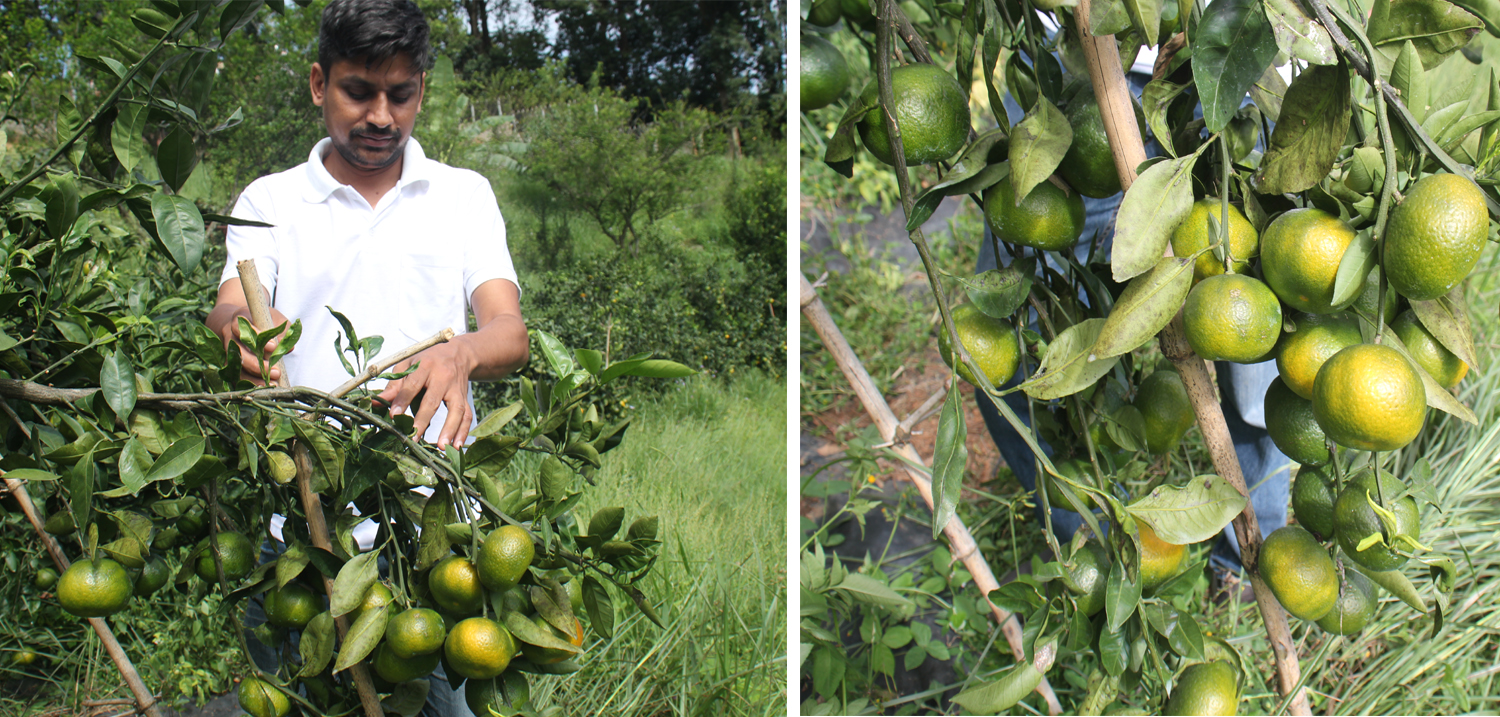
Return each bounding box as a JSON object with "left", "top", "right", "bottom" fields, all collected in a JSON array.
[
  {"left": 377, "top": 278, "right": 528, "bottom": 449},
  {"left": 206, "top": 278, "right": 291, "bottom": 385}
]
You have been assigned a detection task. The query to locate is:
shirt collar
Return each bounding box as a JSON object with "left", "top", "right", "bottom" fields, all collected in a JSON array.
[{"left": 303, "top": 136, "right": 432, "bottom": 203}]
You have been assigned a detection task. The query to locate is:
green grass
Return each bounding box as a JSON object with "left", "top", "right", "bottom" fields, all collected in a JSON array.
[{"left": 534, "top": 372, "right": 788, "bottom": 716}]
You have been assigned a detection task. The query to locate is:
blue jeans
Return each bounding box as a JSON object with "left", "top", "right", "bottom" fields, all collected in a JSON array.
[
  {"left": 244, "top": 540, "right": 474, "bottom": 717},
  {"left": 973, "top": 214, "right": 1290, "bottom": 573}
]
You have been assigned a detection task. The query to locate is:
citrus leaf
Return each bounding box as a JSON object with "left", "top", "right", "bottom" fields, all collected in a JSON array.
[
  {"left": 1331, "top": 229, "right": 1377, "bottom": 310},
  {"left": 931, "top": 383, "right": 968, "bottom": 540},
  {"left": 298, "top": 611, "right": 336, "bottom": 676},
  {"left": 277, "top": 545, "right": 309, "bottom": 589},
  {"left": 1091, "top": 0, "right": 1134, "bottom": 35},
  {"left": 1111, "top": 154, "right": 1195, "bottom": 282},
  {"left": 291, "top": 421, "right": 343, "bottom": 491},
  {"left": 1410, "top": 289, "right": 1479, "bottom": 372},
  {"left": 1367, "top": 0, "right": 1483, "bottom": 67},
  {"left": 1391, "top": 41, "right": 1430, "bottom": 124},
  {"left": 146, "top": 436, "right": 205, "bottom": 483},
  {"left": 1249, "top": 62, "right": 1287, "bottom": 122},
  {"left": 220, "top": 0, "right": 261, "bottom": 40},
  {"left": 1126, "top": 474, "right": 1248, "bottom": 544},
  {"left": 4, "top": 468, "right": 59, "bottom": 482},
  {"left": 503, "top": 611, "right": 583, "bottom": 654},
  {"left": 330, "top": 550, "right": 380, "bottom": 617},
  {"left": 155, "top": 124, "right": 198, "bottom": 193},
  {"left": 532, "top": 329, "right": 575, "bottom": 378},
  {"left": 111, "top": 103, "right": 149, "bottom": 173},
  {"left": 951, "top": 663, "right": 1044, "bottom": 714},
  {"left": 42, "top": 174, "right": 79, "bottom": 241},
  {"left": 1021, "top": 319, "right": 1119, "bottom": 400},
  {"left": 382, "top": 681, "right": 429, "bottom": 717},
  {"left": 1440, "top": 111, "right": 1500, "bottom": 153},
  {"left": 1105, "top": 556, "right": 1142, "bottom": 632},
  {"left": 1421, "top": 101, "right": 1470, "bottom": 143},
  {"left": 1142, "top": 80, "right": 1189, "bottom": 158},
  {"left": 100, "top": 350, "right": 137, "bottom": 421},
  {"left": 1263, "top": 0, "right": 1337, "bottom": 65},
  {"left": 1008, "top": 96, "right": 1072, "bottom": 205},
  {"left": 332, "top": 604, "right": 388, "bottom": 674},
  {"left": 149, "top": 192, "right": 206, "bottom": 276},
  {"left": 1253, "top": 62, "right": 1351, "bottom": 194},
  {"left": 582, "top": 576, "right": 614, "bottom": 638},
  {"left": 1099, "top": 624, "right": 1128, "bottom": 676},
  {"left": 823, "top": 93, "right": 879, "bottom": 177},
  {"left": 1379, "top": 326, "right": 1477, "bottom": 423},
  {"left": 111, "top": 438, "right": 151, "bottom": 497},
  {"left": 1191, "top": 0, "right": 1279, "bottom": 132},
  {"left": 619, "top": 359, "right": 696, "bottom": 379},
  {"left": 949, "top": 256, "right": 1035, "bottom": 319},
  {"left": 574, "top": 349, "right": 603, "bottom": 376},
  {"left": 907, "top": 162, "right": 1010, "bottom": 232},
  {"left": 1123, "top": 0, "right": 1161, "bottom": 46},
  {"left": 1093, "top": 256, "right": 1194, "bottom": 359}
]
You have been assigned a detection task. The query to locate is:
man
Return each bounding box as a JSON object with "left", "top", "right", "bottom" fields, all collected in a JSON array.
[{"left": 205, "top": 1, "right": 526, "bottom": 714}]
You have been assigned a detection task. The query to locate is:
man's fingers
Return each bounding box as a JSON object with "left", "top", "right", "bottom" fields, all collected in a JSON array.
[
  {"left": 438, "top": 390, "right": 471, "bottom": 449},
  {"left": 410, "top": 390, "right": 441, "bottom": 443}
]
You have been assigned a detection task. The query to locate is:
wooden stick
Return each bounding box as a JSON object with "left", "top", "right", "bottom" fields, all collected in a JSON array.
[
  {"left": 802, "top": 275, "right": 1063, "bottom": 715},
  {"left": 236, "top": 260, "right": 385, "bottom": 717},
  {"left": 329, "top": 328, "right": 456, "bottom": 399},
  {"left": 1073, "top": 6, "right": 1310, "bottom": 714},
  {"left": 1, "top": 474, "right": 163, "bottom": 717}
]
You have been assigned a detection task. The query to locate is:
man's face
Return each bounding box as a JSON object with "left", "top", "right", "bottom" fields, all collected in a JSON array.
[{"left": 310, "top": 56, "right": 424, "bottom": 172}]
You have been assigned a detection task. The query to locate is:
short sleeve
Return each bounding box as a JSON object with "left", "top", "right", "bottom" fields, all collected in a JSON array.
[
  {"left": 220, "top": 182, "right": 280, "bottom": 298},
  {"left": 462, "top": 176, "right": 519, "bottom": 300}
]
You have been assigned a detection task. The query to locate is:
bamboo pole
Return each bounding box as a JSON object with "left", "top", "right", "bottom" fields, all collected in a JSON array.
[
  {"left": 236, "top": 260, "right": 385, "bottom": 717},
  {"left": 802, "top": 275, "right": 1063, "bottom": 715},
  {"left": 1, "top": 472, "right": 164, "bottom": 717},
  {"left": 1072, "top": 5, "right": 1310, "bottom": 714}
]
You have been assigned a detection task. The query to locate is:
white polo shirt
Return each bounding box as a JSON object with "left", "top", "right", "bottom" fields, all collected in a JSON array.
[{"left": 221, "top": 136, "right": 518, "bottom": 549}]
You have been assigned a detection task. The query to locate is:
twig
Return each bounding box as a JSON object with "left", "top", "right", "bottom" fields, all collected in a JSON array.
[
  {"left": 1073, "top": 1, "right": 1310, "bottom": 713},
  {"left": 328, "top": 328, "right": 456, "bottom": 399},
  {"left": 897, "top": 386, "right": 948, "bottom": 435},
  {"left": 1, "top": 474, "right": 164, "bottom": 717}
]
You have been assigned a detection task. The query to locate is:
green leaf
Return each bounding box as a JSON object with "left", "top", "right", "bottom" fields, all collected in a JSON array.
[
  {"left": 111, "top": 104, "right": 149, "bottom": 173},
  {"left": 1191, "top": 0, "right": 1279, "bottom": 132},
  {"left": 1008, "top": 96, "right": 1073, "bottom": 205},
  {"left": 1105, "top": 556, "right": 1142, "bottom": 632},
  {"left": 1093, "top": 256, "right": 1194, "bottom": 359},
  {"left": 1367, "top": 0, "right": 1483, "bottom": 68},
  {"left": 1090, "top": 0, "right": 1134, "bottom": 35},
  {"left": 4, "top": 468, "right": 59, "bottom": 482},
  {"left": 145, "top": 436, "right": 205, "bottom": 483},
  {"left": 156, "top": 125, "right": 198, "bottom": 193},
  {"left": 277, "top": 545, "right": 309, "bottom": 589},
  {"left": 149, "top": 192, "right": 206, "bottom": 276},
  {"left": 382, "top": 680, "right": 429, "bottom": 717},
  {"left": 1263, "top": 0, "right": 1337, "bottom": 65},
  {"left": 952, "top": 663, "right": 1044, "bottom": 714},
  {"left": 219, "top": 0, "right": 261, "bottom": 39},
  {"left": 1123, "top": 0, "right": 1162, "bottom": 46},
  {"left": 1142, "top": 80, "right": 1189, "bottom": 158},
  {"left": 503, "top": 611, "right": 584, "bottom": 654},
  {"left": 1253, "top": 62, "right": 1352, "bottom": 194},
  {"left": 1410, "top": 289, "right": 1480, "bottom": 371},
  {"left": 472, "top": 401, "right": 524, "bottom": 439},
  {"left": 1391, "top": 41, "right": 1429, "bottom": 124},
  {"left": 823, "top": 92, "right": 880, "bottom": 177},
  {"left": 1350, "top": 561, "right": 1426, "bottom": 610},
  {"left": 0, "top": 328, "right": 17, "bottom": 352},
  {"left": 100, "top": 350, "right": 137, "bottom": 421},
  {"left": 329, "top": 550, "right": 380, "bottom": 617},
  {"left": 950, "top": 257, "right": 1034, "bottom": 319},
  {"left": 1379, "top": 326, "right": 1476, "bottom": 423},
  {"left": 291, "top": 422, "right": 344, "bottom": 491},
  {"left": 539, "top": 456, "right": 572, "bottom": 501},
  {"left": 1111, "top": 154, "right": 1196, "bottom": 282},
  {"left": 582, "top": 576, "right": 615, "bottom": 638},
  {"left": 1126, "top": 474, "right": 1248, "bottom": 544},
  {"left": 42, "top": 173, "right": 80, "bottom": 241},
  {"left": 1331, "top": 229, "right": 1377, "bottom": 311},
  {"left": 112, "top": 438, "right": 151, "bottom": 496},
  {"left": 131, "top": 6, "right": 175, "bottom": 38},
  {"left": 575, "top": 349, "right": 604, "bottom": 376},
  {"left": 931, "top": 383, "right": 969, "bottom": 540},
  {"left": 834, "top": 573, "right": 913, "bottom": 608},
  {"left": 333, "top": 604, "right": 388, "bottom": 674},
  {"left": 620, "top": 359, "right": 696, "bottom": 379},
  {"left": 67, "top": 449, "right": 97, "bottom": 535},
  {"left": 416, "top": 483, "right": 455, "bottom": 571},
  {"left": 532, "top": 330, "right": 575, "bottom": 378},
  {"left": 1099, "top": 624, "right": 1128, "bottom": 676},
  {"left": 906, "top": 132, "right": 1010, "bottom": 231},
  {"left": 1021, "top": 319, "right": 1119, "bottom": 400}
]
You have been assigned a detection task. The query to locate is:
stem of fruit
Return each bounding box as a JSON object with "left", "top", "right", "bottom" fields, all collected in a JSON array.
[
  {"left": 236, "top": 261, "right": 385, "bottom": 717},
  {"left": 1, "top": 471, "right": 165, "bottom": 717},
  {"left": 801, "top": 274, "right": 1062, "bottom": 716},
  {"left": 1073, "top": 2, "right": 1312, "bottom": 714}
]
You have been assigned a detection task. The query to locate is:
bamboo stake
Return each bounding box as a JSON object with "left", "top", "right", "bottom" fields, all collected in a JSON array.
[
  {"left": 802, "top": 275, "right": 1063, "bottom": 715},
  {"left": 236, "top": 260, "right": 384, "bottom": 717},
  {"left": 1, "top": 473, "right": 163, "bottom": 717},
  {"left": 1072, "top": 5, "right": 1310, "bottom": 714}
]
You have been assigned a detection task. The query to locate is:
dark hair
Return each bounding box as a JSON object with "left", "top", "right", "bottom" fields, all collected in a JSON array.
[{"left": 317, "top": 0, "right": 432, "bottom": 75}]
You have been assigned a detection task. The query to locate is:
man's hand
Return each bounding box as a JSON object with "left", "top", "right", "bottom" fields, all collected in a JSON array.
[
  {"left": 379, "top": 279, "right": 527, "bottom": 449},
  {"left": 377, "top": 341, "right": 477, "bottom": 449},
  {"left": 206, "top": 278, "right": 291, "bottom": 385}
]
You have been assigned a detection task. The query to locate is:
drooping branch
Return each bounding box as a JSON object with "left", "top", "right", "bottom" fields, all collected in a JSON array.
[{"left": 1074, "top": 1, "right": 1311, "bottom": 713}]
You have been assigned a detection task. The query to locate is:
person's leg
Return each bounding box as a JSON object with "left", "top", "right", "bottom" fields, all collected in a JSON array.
[
  {"left": 243, "top": 539, "right": 286, "bottom": 673},
  {"left": 418, "top": 665, "right": 472, "bottom": 717},
  {"left": 1210, "top": 360, "right": 1293, "bottom": 571}
]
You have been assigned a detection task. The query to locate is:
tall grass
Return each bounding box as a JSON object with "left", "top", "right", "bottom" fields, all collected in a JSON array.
[{"left": 533, "top": 373, "right": 788, "bottom": 716}]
